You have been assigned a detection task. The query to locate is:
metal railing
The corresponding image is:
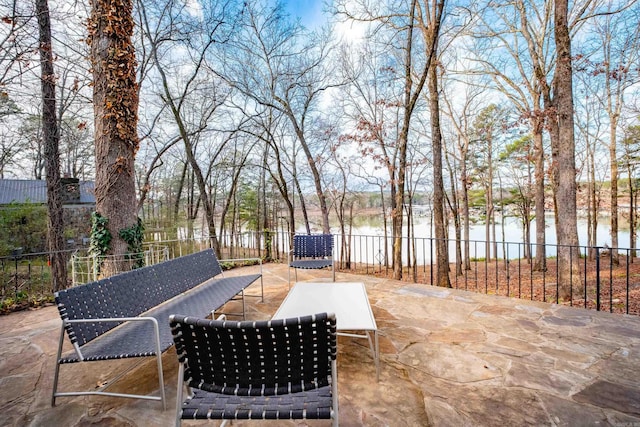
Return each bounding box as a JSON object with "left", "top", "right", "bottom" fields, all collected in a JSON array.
[
  {"left": 71, "top": 245, "right": 170, "bottom": 285},
  {"left": 0, "top": 236, "right": 265, "bottom": 312},
  {"left": 0, "top": 249, "right": 76, "bottom": 311},
  {"left": 331, "top": 234, "right": 640, "bottom": 316},
  {"left": 2, "top": 232, "right": 639, "bottom": 316}
]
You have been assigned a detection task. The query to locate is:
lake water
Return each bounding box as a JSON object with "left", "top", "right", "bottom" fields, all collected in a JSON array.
[
  {"left": 342, "top": 214, "right": 631, "bottom": 247},
  {"left": 325, "top": 214, "right": 635, "bottom": 262}
]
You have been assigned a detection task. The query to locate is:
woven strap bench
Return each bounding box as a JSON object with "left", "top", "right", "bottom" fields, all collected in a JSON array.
[{"left": 51, "top": 248, "right": 263, "bottom": 409}]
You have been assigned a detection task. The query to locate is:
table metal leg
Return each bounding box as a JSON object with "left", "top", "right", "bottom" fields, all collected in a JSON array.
[{"left": 374, "top": 330, "right": 380, "bottom": 381}]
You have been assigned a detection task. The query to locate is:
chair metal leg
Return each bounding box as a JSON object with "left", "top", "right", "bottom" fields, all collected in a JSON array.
[
  {"left": 332, "top": 359, "right": 339, "bottom": 427},
  {"left": 175, "top": 363, "right": 184, "bottom": 427}
]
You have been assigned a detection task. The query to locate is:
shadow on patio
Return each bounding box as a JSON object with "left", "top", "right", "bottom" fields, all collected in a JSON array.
[{"left": 2, "top": 263, "right": 639, "bottom": 426}]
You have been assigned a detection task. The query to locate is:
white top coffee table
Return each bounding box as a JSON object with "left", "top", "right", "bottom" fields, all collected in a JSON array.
[{"left": 272, "top": 282, "right": 379, "bottom": 380}]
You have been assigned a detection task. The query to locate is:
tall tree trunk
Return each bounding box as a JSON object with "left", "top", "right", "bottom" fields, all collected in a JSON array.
[
  {"left": 429, "top": 61, "right": 450, "bottom": 288},
  {"left": 553, "top": 0, "right": 582, "bottom": 299},
  {"left": 260, "top": 147, "right": 272, "bottom": 261},
  {"left": 380, "top": 185, "right": 390, "bottom": 267},
  {"left": 533, "top": 124, "right": 546, "bottom": 270},
  {"left": 174, "top": 161, "right": 187, "bottom": 222},
  {"left": 290, "top": 122, "right": 330, "bottom": 234},
  {"left": 609, "top": 117, "right": 619, "bottom": 263},
  {"left": 393, "top": 0, "right": 417, "bottom": 281},
  {"left": 587, "top": 128, "right": 597, "bottom": 259},
  {"left": 390, "top": 0, "right": 443, "bottom": 280},
  {"left": 634, "top": 181, "right": 639, "bottom": 260},
  {"left": 152, "top": 61, "right": 219, "bottom": 253},
  {"left": 462, "top": 154, "right": 471, "bottom": 271},
  {"left": 89, "top": 0, "right": 139, "bottom": 274},
  {"left": 629, "top": 165, "right": 636, "bottom": 259},
  {"left": 37, "top": 0, "right": 67, "bottom": 291},
  {"left": 446, "top": 150, "right": 463, "bottom": 276},
  {"left": 294, "top": 176, "right": 311, "bottom": 235}
]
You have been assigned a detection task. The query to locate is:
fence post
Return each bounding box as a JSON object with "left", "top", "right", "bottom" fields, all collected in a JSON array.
[
  {"left": 71, "top": 253, "right": 76, "bottom": 286},
  {"left": 595, "top": 246, "right": 600, "bottom": 311}
]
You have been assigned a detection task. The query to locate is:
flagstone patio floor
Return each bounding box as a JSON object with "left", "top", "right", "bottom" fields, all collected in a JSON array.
[{"left": 1, "top": 263, "right": 640, "bottom": 426}]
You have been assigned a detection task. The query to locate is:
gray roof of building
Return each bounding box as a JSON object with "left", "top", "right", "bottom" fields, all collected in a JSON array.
[{"left": 0, "top": 179, "right": 95, "bottom": 205}]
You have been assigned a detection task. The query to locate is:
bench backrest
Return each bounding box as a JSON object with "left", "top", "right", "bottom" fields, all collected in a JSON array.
[
  {"left": 292, "top": 234, "right": 333, "bottom": 258},
  {"left": 55, "top": 248, "right": 223, "bottom": 347}
]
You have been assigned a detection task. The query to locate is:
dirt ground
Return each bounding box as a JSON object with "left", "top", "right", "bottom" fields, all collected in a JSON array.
[{"left": 343, "top": 255, "right": 640, "bottom": 316}]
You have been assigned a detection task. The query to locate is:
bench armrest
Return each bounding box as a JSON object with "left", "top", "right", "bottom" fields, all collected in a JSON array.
[
  {"left": 64, "top": 317, "right": 161, "bottom": 362},
  {"left": 65, "top": 316, "right": 159, "bottom": 324}
]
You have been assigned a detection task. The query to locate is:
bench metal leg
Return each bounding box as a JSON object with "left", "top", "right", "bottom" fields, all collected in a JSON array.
[
  {"left": 214, "top": 289, "right": 247, "bottom": 320},
  {"left": 52, "top": 324, "right": 167, "bottom": 411},
  {"left": 51, "top": 323, "right": 66, "bottom": 406},
  {"left": 242, "top": 288, "right": 246, "bottom": 319},
  {"left": 154, "top": 322, "right": 167, "bottom": 410},
  {"left": 260, "top": 274, "right": 264, "bottom": 303}
]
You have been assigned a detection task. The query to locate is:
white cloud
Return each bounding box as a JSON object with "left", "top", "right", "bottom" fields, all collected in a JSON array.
[{"left": 184, "top": 0, "right": 204, "bottom": 19}]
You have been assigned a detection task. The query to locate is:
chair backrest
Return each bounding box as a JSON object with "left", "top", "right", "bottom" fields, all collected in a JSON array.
[
  {"left": 170, "top": 312, "right": 337, "bottom": 395},
  {"left": 292, "top": 234, "right": 333, "bottom": 258}
]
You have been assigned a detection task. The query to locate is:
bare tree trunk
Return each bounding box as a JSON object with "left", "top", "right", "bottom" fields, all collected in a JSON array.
[
  {"left": 283, "top": 111, "right": 330, "bottom": 234},
  {"left": 380, "top": 185, "right": 390, "bottom": 268},
  {"left": 260, "top": 147, "right": 272, "bottom": 261},
  {"left": 628, "top": 165, "right": 636, "bottom": 259},
  {"left": 610, "top": 117, "right": 619, "bottom": 263},
  {"left": 294, "top": 176, "right": 311, "bottom": 235},
  {"left": 533, "top": 126, "right": 546, "bottom": 270},
  {"left": 393, "top": 0, "right": 442, "bottom": 280},
  {"left": 553, "top": 0, "right": 582, "bottom": 299},
  {"left": 462, "top": 158, "right": 471, "bottom": 271},
  {"left": 217, "top": 152, "right": 250, "bottom": 245},
  {"left": 37, "top": 0, "right": 67, "bottom": 291},
  {"left": 633, "top": 181, "right": 639, "bottom": 260},
  {"left": 446, "top": 149, "right": 463, "bottom": 276},
  {"left": 485, "top": 133, "right": 494, "bottom": 261},
  {"left": 137, "top": 138, "right": 180, "bottom": 212},
  {"left": 174, "top": 161, "right": 187, "bottom": 223},
  {"left": 405, "top": 195, "right": 417, "bottom": 282},
  {"left": 587, "top": 128, "right": 597, "bottom": 260},
  {"left": 429, "top": 61, "right": 450, "bottom": 288},
  {"left": 89, "top": 0, "right": 139, "bottom": 274}
]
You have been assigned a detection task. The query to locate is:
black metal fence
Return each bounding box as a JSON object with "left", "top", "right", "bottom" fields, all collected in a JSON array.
[
  {"left": 2, "top": 232, "right": 639, "bottom": 316},
  {"left": 0, "top": 237, "right": 266, "bottom": 312},
  {"left": 0, "top": 249, "right": 71, "bottom": 311},
  {"left": 331, "top": 233, "right": 640, "bottom": 316}
]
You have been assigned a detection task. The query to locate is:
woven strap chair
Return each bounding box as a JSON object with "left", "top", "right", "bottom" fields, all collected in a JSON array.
[
  {"left": 288, "top": 234, "right": 335, "bottom": 286},
  {"left": 170, "top": 312, "right": 338, "bottom": 427}
]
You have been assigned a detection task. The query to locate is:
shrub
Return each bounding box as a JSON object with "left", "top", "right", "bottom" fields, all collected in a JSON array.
[{"left": 0, "top": 202, "right": 48, "bottom": 255}]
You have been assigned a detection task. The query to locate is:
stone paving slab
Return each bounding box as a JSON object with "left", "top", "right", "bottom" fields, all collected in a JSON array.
[{"left": 1, "top": 264, "right": 639, "bottom": 426}]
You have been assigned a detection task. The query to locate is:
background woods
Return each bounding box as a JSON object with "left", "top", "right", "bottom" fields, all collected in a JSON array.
[{"left": 0, "top": 0, "right": 638, "bottom": 292}]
